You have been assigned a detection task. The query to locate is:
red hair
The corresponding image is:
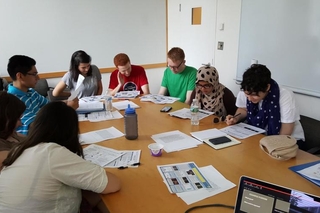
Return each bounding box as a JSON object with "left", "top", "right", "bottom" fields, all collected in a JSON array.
[{"left": 114, "top": 53, "right": 130, "bottom": 67}]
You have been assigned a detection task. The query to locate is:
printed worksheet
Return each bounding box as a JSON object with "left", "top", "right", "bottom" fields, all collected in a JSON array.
[
  {"left": 151, "top": 130, "right": 202, "bottom": 152},
  {"left": 168, "top": 108, "right": 214, "bottom": 120},
  {"left": 219, "top": 122, "right": 265, "bottom": 139},
  {"left": 157, "top": 162, "right": 213, "bottom": 194},
  {"left": 83, "top": 144, "right": 124, "bottom": 167},
  {"left": 140, "top": 94, "right": 180, "bottom": 104},
  {"left": 105, "top": 150, "right": 141, "bottom": 168}
]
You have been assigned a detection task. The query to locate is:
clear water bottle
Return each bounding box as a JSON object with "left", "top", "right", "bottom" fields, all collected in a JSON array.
[
  {"left": 190, "top": 99, "right": 199, "bottom": 125},
  {"left": 105, "top": 96, "right": 113, "bottom": 112},
  {"left": 124, "top": 104, "right": 138, "bottom": 140}
]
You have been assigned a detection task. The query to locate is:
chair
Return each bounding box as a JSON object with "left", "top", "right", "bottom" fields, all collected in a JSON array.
[
  {"left": 189, "top": 87, "right": 237, "bottom": 115},
  {"left": 300, "top": 115, "right": 320, "bottom": 156},
  {"left": 47, "top": 89, "right": 68, "bottom": 102},
  {"left": 34, "top": 79, "right": 50, "bottom": 97},
  {"left": 0, "top": 78, "right": 8, "bottom": 91}
]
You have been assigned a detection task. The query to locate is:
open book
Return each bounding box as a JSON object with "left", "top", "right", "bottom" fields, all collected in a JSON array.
[{"left": 76, "top": 101, "right": 105, "bottom": 114}]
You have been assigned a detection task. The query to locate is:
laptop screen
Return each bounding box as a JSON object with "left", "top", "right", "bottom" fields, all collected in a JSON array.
[{"left": 234, "top": 176, "right": 320, "bottom": 213}]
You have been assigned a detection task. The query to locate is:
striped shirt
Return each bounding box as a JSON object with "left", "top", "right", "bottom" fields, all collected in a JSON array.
[{"left": 8, "top": 84, "right": 49, "bottom": 135}]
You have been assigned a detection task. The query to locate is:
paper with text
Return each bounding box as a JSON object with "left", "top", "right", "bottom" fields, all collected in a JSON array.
[
  {"left": 83, "top": 144, "right": 124, "bottom": 167},
  {"left": 151, "top": 130, "right": 201, "bottom": 153},
  {"left": 112, "top": 100, "right": 140, "bottom": 110},
  {"left": 168, "top": 108, "right": 214, "bottom": 119},
  {"left": 105, "top": 150, "right": 141, "bottom": 168},
  {"left": 80, "top": 126, "right": 124, "bottom": 144},
  {"left": 219, "top": 122, "right": 265, "bottom": 139}
]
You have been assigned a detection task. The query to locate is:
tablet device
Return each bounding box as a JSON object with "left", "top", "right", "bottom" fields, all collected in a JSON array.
[{"left": 208, "top": 136, "right": 232, "bottom": 145}]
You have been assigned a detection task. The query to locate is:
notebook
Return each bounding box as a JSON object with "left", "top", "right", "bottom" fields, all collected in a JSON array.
[{"left": 234, "top": 176, "right": 320, "bottom": 213}]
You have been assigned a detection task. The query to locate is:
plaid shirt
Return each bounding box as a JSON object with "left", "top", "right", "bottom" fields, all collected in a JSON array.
[{"left": 8, "top": 84, "right": 49, "bottom": 135}]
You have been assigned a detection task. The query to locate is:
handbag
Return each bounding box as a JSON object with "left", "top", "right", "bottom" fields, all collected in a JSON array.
[{"left": 259, "top": 135, "right": 298, "bottom": 160}]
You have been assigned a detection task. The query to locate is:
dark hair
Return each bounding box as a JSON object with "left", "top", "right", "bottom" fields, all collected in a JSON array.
[
  {"left": 3, "top": 102, "right": 82, "bottom": 167},
  {"left": 240, "top": 64, "right": 271, "bottom": 94},
  {"left": 114, "top": 53, "right": 130, "bottom": 67},
  {"left": 0, "top": 91, "right": 26, "bottom": 139},
  {"left": 70, "top": 50, "right": 92, "bottom": 81},
  {"left": 0, "top": 78, "right": 3, "bottom": 91},
  {"left": 7, "top": 55, "right": 36, "bottom": 81}
]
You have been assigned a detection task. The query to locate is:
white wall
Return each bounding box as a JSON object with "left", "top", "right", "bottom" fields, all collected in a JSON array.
[{"left": 212, "top": 0, "right": 320, "bottom": 120}]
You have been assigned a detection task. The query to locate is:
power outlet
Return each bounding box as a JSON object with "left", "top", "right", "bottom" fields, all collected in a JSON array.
[{"left": 217, "top": 41, "right": 224, "bottom": 50}]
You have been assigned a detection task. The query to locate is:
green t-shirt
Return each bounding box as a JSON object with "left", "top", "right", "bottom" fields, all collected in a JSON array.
[{"left": 161, "top": 66, "right": 197, "bottom": 102}]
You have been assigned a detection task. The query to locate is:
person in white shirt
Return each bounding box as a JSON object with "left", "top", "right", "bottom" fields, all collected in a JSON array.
[
  {"left": 0, "top": 101, "right": 120, "bottom": 213},
  {"left": 225, "top": 64, "right": 305, "bottom": 149}
]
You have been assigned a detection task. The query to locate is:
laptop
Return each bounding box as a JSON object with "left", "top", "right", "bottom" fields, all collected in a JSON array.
[{"left": 234, "top": 176, "right": 320, "bottom": 213}]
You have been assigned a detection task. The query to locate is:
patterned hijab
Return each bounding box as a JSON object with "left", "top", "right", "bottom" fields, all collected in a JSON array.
[
  {"left": 195, "top": 66, "right": 227, "bottom": 116},
  {"left": 246, "top": 79, "right": 281, "bottom": 135}
]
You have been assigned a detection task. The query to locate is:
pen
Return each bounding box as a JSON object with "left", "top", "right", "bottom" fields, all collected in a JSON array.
[
  {"left": 231, "top": 113, "right": 241, "bottom": 119},
  {"left": 118, "top": 162, "right": 141, "bottom": 170}
]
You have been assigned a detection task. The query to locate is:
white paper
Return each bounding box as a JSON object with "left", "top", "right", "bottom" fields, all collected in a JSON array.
[
  {"left": 219, "top": 122, "right": 266, "bottom": 139},
  {"left": 112, "top": 100, "right": 140, "bottom": 110},
  {"left": 151, "top": 130, "right": 201, "bottom": 153},
  {"left": 80, "top": 126, "right": 124, "bottom": 145},
  {"left": 191, "top": 128, "right": 241, "bottom": 150},
  {"left": 140, "top": 94, "right": 180, "bottom": 104},
  {"left": 87, "top": 110, "right": 123, "bottom": 122},
  {"left": 168, "top": 108, "right": 214, "bottom": 120},
  {"left": 105, "top": 150, "right": 141, "bottom": 168},
  {"left": 83, "top": 144, "right": 124, "bottom": 167},
  {"left": 114, "top": 91, "right": 140, "bottom": 99},
  {"left": 157, "top": 162, "right": 213, "bottom": 194},
  {"left": 177, "top": 165, "right": 236, "bottom": 205},
  {"left": 68, "top": 75, "right": 85, "bottom": 100},
  {"left": 297, "top": 163, "right": 320, "bottom": 181},
  {"left": 76, "top": 100, "right": 104, "bottom": 113}
]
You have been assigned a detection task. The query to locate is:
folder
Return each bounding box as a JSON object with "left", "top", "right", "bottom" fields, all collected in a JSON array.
[{"left": 289, "top": 160, "right": 320, "bottom": 187}]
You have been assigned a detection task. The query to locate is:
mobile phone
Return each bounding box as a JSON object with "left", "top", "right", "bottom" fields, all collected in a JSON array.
[
  {"left": 208, "top": 136, "right": 231, "bottom": 145},
  {"left": 160, "top": 106, "right": 172, "bottom": 112}
]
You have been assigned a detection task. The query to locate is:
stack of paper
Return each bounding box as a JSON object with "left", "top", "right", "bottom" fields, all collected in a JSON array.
[
  {"left": 114, "top": 91, "right": 140, "bottom": 99},
  {"left": 168, "top": 108, "right": 214, "bottom": 120},
  {"left": 83, "top": 144, "right": 141, "bottom": 168},
  {"left": 151, "top": 130, "right": 202, "bottom": 152},
  {"left": 76, "top": 100, "right": 105, "bottom": 114},
  {"left": 112, "top": 100, "right": 140, "bottom": 110},
  {"left": 157, "top": 162, "right": 236, "bottom": 205},
  {"left": 83, "top": 144, "right": 124, "bottom": 167},
  {"left": 140, "top": 94, "right": 180, "bottom": 104},
  {"left": 191, "top": 128, "right": 241, "bottom": 150},
  {"left": 289, "top": 160, "right": 320, "bottom": 187}
]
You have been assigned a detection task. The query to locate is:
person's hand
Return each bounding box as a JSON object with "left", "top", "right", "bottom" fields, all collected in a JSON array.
[
  {"left": 117, "top": 72, "right": 124, "bottom": 87},
  {"left": 225, "top": 114, "right": 238, "bottom": 126},
  {"left": 66, "top": 98, "right": 79, "bottom": 110}
]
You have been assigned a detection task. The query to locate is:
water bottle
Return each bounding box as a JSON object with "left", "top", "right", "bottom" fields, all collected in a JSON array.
[
  {"left": 105, "top": 96, "right": 113, "bottom": 112},
  {"left": 190, "top": 99, "right": 199, "bottom": 125},
  {"left": 124, "top": 104, "right": 138, "bottom": 140}
]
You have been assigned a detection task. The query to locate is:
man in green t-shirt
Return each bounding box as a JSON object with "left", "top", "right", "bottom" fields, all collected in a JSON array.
[{"left": 158, "top": 47, "right": 197, "bottom": 104}]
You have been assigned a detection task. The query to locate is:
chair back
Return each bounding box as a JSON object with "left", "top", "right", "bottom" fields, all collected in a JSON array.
[
  {"left": 300, "top": 115, "right": 320, "bottom": 155},
  {"left": 34, "top": 79, "right": 49, "bottom": 97},
  {"left": 47, "top": 89, "right": 68, "bottom": 102}
]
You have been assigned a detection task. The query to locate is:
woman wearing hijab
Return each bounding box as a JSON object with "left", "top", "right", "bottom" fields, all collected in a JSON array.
[{"left": 195, "top": 65, "right": 237, "bottom": 117}]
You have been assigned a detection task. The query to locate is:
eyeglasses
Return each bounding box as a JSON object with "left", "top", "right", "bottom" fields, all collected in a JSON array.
[
  {"left": 196, "top": 84, "right": 212, "bottom": 89},
  {"left": 168, "top": 60, "right": 183, "bottom": 70},
  {"left": 213, "top": 116, "right": 226, "bottom": 123},
  {"left": 25, "top": 72, "right": 39, "bottom": 77}
]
